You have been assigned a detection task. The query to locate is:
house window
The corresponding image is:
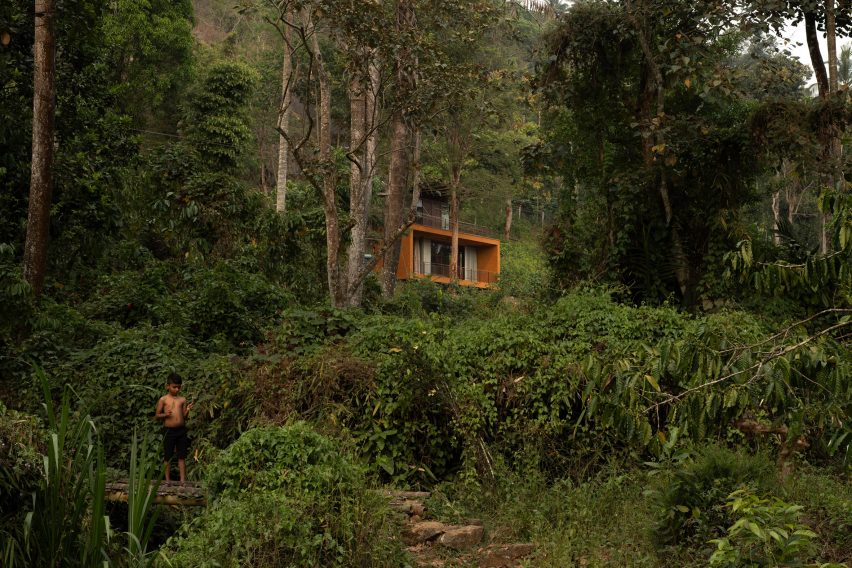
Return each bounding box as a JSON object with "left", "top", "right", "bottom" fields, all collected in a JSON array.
[{"left": 413, "top": 238, "right": 478, "bottom": 281}]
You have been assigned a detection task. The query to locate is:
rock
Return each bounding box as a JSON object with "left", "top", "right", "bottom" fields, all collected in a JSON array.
[
  {"left": 403, "top": 521, "right": 446, "bottom": 545},
  {"left": 437, "top": 525, "right": 483, "bottom": 550},
  {"left": 479, "top": 544, "right": 534, "bottom": 567},
  {"left": 390, "top": 498, "right": 425, "bottom": 516}
]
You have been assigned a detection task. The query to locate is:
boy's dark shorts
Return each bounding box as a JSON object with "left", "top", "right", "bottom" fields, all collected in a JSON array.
[{"left": 163, "top": 426, "right": 189, "bottom": 461}]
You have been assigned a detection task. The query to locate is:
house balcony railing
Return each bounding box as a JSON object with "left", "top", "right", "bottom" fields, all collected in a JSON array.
[
  {"left": 414, "top": 212, "right": 497, "bottom": 239},
  {"left": 414, "top": 262, "right": 499, "bottom": 284}
]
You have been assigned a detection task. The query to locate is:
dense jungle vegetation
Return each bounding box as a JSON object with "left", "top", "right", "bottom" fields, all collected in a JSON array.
[{"left": 1, "top": 0, "right": 851, "bottom": 566}]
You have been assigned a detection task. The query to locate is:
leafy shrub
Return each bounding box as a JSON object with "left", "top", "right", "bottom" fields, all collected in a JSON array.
[
  {"left": 174, "top": 261, "right": 293, "bottom": 347},
  {"left": 0, "top": 403, "right": 44, "bottom": 532},
  {"left": 782, "top": 466, "right": 852, "bottom": 563},
  {"left": 6, "top": 379, "right": 110, "bottom": 568},
  {"left": 81, "top": 260, "right": 173, "bottom": 327},
  {"left": 165, "top": 424, "right": 406, "bottom": 568},
  {"left": 39, "top": 325, "right": 241, "bottom": 468},
  {"left": 0, "top": 245, "right": 34, "bottom": 345},
  {"left": 206, "top": 423, "right": 361, "bottom": 497},
  {"left": 497, "top": 240, "right": 552, "bottom": 301},
  {"left": 708, "top": 489, "right": 840, "bottom": 568},
  {"left": 81, "top": 259, "right": 293, "bottom": 349},
  {"left": 650, "top": 445, "right": 777, "bottom": 547},
  {"left": 274, "top": 307, "right": 357, "bottom": 356}
]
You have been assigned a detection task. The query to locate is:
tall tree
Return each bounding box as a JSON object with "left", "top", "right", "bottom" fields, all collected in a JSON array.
[
  {"left": 275, "top": 14, "right": 293, "bottom": 213},
  {"left": 379, "top": 0, "right": 416, "bottom": 297},
  {"left": 23, "top": 0, "right": 57, "bottom": 297}
]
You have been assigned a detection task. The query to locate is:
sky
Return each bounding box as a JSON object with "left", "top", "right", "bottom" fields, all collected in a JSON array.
[
  {"left": 785, "top": 21, "right": 820, "bottom": 73},
  {"left": 782, "top": 21, "right": 851, "bottom": 85}
]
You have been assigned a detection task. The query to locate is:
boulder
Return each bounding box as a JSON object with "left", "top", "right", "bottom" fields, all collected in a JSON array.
[
  {"left": 403, "top": 521, "right": 446, "bottom": 545},
  {"left": 437, "top": 525, "right": 484, "bottom": 550}
]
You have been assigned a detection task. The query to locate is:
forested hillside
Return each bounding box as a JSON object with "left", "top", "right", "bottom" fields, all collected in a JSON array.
[{"left": 0, "top": 0, "right": 850, "bottom": 566}]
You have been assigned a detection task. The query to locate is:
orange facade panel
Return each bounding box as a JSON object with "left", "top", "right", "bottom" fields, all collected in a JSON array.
[{"left": 401, "top": 224, "right": 500, "bottom": 287}]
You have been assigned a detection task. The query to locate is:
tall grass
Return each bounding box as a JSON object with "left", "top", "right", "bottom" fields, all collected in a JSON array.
[
  {"left": 125, "top": 431, "right": 161, "bottom": 567},
  {"left": 4, "top": 370, "right": 162, "bottom": 567},
  {"left": 11, "top": 368, "right": 112, "bottom": 567}
]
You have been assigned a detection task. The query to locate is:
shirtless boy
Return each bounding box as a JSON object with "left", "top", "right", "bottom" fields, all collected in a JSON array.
[{"left": 155, "top": 373, "right": 193, "bottom": 482}]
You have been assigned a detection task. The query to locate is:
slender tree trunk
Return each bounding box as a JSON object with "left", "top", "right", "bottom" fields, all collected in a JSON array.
[
  {"left": 449, "top": 165, "right": 461, "bottom": 280},
  {"left": 344, "top": 58, "right": 377, "bottom": 307},
  {"left": 345, "top": 71, "right": 366, "bottom": 306},
  {"left": 381, "top": 113, "right": 410, "bottom": 295},
  {"left": 806, "top": 11, "right": 829, "bottom": 99},
  {"left": 503, "top": 198, "right": 513, "bottom": 241},
  {"left": 23, "top": 0, "right": 57, "bottom": 298},
  {"left": 827, "top": 1, "right": 838, "bottom": 93},
  {"left": 380, "top": 0, "right": 416, "bottom": 297},
  {"left": 309, "top": 25, "right": 343, "bottom": 306},
  {"left": 771, "top": 190, "right": 782, "bottom": 245},
  {"left": 628, "top": 0, "right": 689, "bottom": 297},
  {"left": 276, "top": 15, "right": 293, "bottom": 213},
  {"left": 826, "top": 1, "right": 844, "bottom": 252},
  {"left": 805, "top": 8, "right": 835, "bottom": 254}
]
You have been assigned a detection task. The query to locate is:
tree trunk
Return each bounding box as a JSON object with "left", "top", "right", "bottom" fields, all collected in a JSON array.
[
  {"left": 23, "top": 0, "right": 57, "bottom": 299},
  {"left": 503, "top": 198, "right": 513, "bottom": 241},
  {"left": 628, "top": 0, "right": 689, "bottom": 298},
  {"left": 827, "top": 1, "right": 839, "bottom": 93},
  {"left": 380, "top": 0, "right": 416, "bottom": 298},
  {"left": 805, "top": 7, "right": 834, "bottom": 254},
  {"left": 449, "top": 166, "right": 461, "bottom": 280},
  {"left": 309, "top": 24, "right": 344, "bottom": 307},
  {"left": 771, "top": 190, "right": 782, "bottom": 245},
  {"left": 805, "top": 11, "right": 829, "bottom": 100},
  {"left": 276, "top": 15, "right": 293, "bottom": 213},
  {"left": 344, "top": 57, "right": 378, "bottom": 308},
  {"left": 380, "top": 113, "right": 410, "bottom": 296}
]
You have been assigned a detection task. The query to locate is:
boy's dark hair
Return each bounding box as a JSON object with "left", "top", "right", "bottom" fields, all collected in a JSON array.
[{"left": 167, "top": 372, "right": 183, "bottom": 385}]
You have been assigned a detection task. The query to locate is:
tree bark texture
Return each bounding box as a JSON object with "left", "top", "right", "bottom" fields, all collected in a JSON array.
[
  {"left": 380, "top": 113, "right": 410, "bottom": 295},
  {"left": 379, "top": 0, "right": 416, "bottom": 297},
  {"left": 771, "top": 190, "right": 782, "bottom": 245},
  {"left": 310, "top": 25, "right": 344, "bottom": 306},
  {"left": 344, "top": 58, "right": 380, "bottom": 307},
  {"left": 275, "top": 15, "right": 293, "bottom": 213},
  {"left": 503, "top": 198, "right": 513, "bottom": 241},
  {"left": 827, "top": 1, "right": 839, "bottom": 93},
  {"left": 805, "top": 11, "right": 829, "bottom": 100},
  {"left": 449, "top": 165, "right": 461, "bottom": 280},
  {"left": 24, "top": 0, "right": 57, "bottom": 298}
]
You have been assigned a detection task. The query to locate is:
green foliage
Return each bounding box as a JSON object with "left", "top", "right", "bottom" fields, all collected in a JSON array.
[
  {"left": 429, "top": 464, "right": 667, "bottom": 566},
  {"left": 538, "top": 1, "right": 778, "bottom": 305},
  {"left": 249, "top": 287, "right": 852, "bottom": 485},
  {"left": 708, "top": 489, "right": 838, "bottom": 568},
  {"left": 275, "top": 307, "right": 357, "bottom": 356},
  {"left": 206, "top": 424, "right": 362, "bottom": 498},
  {"left": 125, "top": 431, "right": 161, "bottom": 567},
  {"left": 497, "top": 240, "right": 552, "bottom": 301},
  {"left": 184, "top": 61, "right": 258, "bottom": 171},
  {"left": 649, "top": 446, "right": 777, "bottom": 547},
  {"left": 0, "top": 402, "right": 44, "bottom": 531},
  {"left": 7, "top": 371, "right": 110, "bottom": 568},
  {"left": 165, "top": 424, "right": 406, "bottom": 568},
  {"left": 102, "top": 0, "right": 194, "bottom": 123},
  {"left": 782, "top": 466, "right": 852, "bottom": 563},
  {"left": 0, "top": 245, "right": 33, "bottom": 346}
]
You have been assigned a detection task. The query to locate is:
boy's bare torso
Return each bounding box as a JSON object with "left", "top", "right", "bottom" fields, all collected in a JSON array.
[{"left": 157, "top": 394, "right": 188, "bottom": 428}]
